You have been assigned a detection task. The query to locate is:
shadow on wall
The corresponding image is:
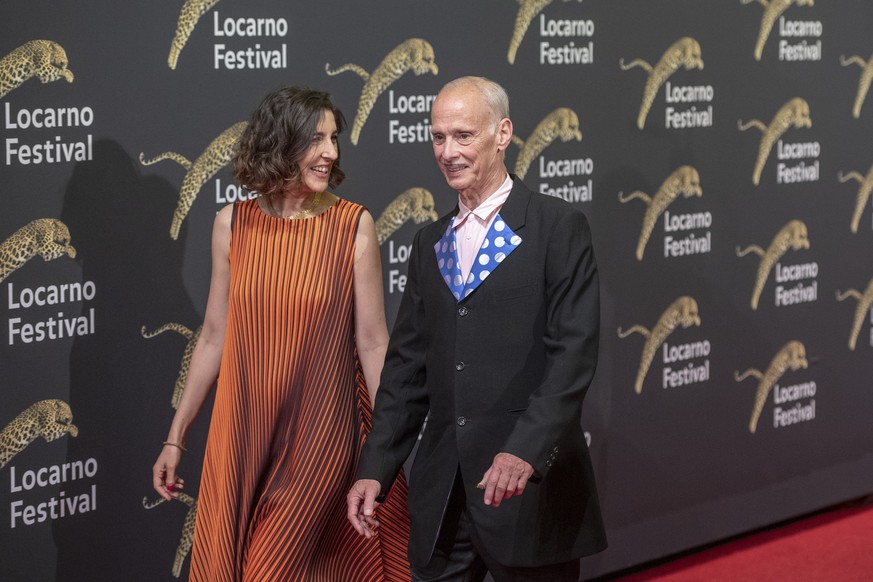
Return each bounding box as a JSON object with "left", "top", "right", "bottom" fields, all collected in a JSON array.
[{"left": 52, "top": 139, "right": 206, "bottom": 582}]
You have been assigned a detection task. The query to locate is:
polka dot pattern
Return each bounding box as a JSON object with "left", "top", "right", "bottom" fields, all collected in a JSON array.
[{"left": 434, "top": 214, "right": 522, "bottom": 302}]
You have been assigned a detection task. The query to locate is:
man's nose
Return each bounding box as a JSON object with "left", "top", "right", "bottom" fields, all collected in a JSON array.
[{"left": 441, "top": 138, "right": 458, "bottom": 159}]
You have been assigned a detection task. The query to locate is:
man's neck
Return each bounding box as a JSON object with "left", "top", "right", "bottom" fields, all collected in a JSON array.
[{"left": 458, "top": 172, "right": 510, "bottom": 210}]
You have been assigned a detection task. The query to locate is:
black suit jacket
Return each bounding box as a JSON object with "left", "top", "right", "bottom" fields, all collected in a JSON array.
[{"left": 358, "top": 177, "right": 607, "bottom": 568}]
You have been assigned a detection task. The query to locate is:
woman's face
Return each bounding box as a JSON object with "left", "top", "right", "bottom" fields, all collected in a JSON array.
[{"left": 291, "top": 109, "right": 338, "bottom": 196}]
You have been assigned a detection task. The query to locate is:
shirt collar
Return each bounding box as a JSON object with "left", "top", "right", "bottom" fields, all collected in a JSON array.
[{"left": 454, "top": 174, "right": 513, "bottom": 229}]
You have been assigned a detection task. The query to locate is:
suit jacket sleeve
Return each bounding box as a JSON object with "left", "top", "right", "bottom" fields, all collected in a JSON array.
[
  {"left": 502, "top": 207, "right": 600, "bottom": 477},
  {"left": 356, "top": 227, "right": 431, "bottom": 490}
]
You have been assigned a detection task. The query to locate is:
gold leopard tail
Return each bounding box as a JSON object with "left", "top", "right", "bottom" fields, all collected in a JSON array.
[
  {"left": 618, "top": 190, "right": 655, "bottom": 260},
  {"left": 619, "top": 58, "right": 654, "bottom": 129},
  {"left": 168, "top": 0, "right": 220, "bottom": 70},
  {"left": 340, "top": 39, "right": 439, "bottom": 145},
  {"left": 0, "top": 400, "right": 78, "bottom": 469},
  {"left": 141, "top": 323, "right": 195, "bottom": 340},
  {"left": 507, "top": 0, "right": 552, "bottom": 64},
  {"left": 143, "top": 493, "right": 198, "bottom": 577},
  {"left": 139, "top": 151, "right": 193, "bottom": 171},
  {"left": 513, "top": 108, "right": 582, "bottom": 179},
  {"left": 0, "top": 219, "right": 76, "bottom": 283},
  {"left": 617, "top": 324, "right": 651, "bottom": 392},
  {"left": 751, "top": 98, "right": 812, "bottom": 185},
  {"left": 837, "top": 167, "right": 873, "bottom": 233},
  {"left": 747, "top": 340, "right": 808, "bottom": 432},
  {"left": 375, "top": 187, "right": 438, "bottom": 245},
  {"left": 752, "top": 0, "right": 792, "bottom": 60},
  {"left": 0, "top": 40, "right": 74, "bottom": 99},
  {"left": 324, "top": 62, "right": 371, "bottom": 81},
  {"left": 141, "top": 323, "right": 200, "bottom": 408},
  {"left": 840, "top": 54, "right": 873, "bottom": 118},
  {"left": 168, "top": 121, "right": 246, "bottom": 239},
  {"left": 836, "top": 280, "right": 873, "bottom": 350}
]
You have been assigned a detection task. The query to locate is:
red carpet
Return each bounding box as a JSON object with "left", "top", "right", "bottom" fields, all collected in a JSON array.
[{"left": 607, "top": 498, "right": 873, "bottom": 581}]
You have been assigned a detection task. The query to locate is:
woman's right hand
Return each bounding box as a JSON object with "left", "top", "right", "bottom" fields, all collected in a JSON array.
[{"left": 153, "top": 445, "right": 185, "bottom": 501}]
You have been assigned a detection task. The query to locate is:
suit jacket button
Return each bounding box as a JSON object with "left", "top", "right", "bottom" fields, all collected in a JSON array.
[
  {"left": 455, "top": 362, "right": 465, "bottom": 371},
  {"left": 458, "top": 306, "right": 469, "bottom": 316},
  {"left": 457, "top": 416, "right": 467, "bottom": 426}
]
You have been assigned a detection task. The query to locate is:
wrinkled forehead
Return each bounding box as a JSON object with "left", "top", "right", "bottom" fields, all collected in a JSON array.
[{"left": 432, "top": 89, "right": 493, "bottom": 130}]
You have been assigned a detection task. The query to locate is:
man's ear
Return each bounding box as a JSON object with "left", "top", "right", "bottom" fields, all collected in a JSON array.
[{"left": 496, "top": 118, "right": 513, "bottom": 151}]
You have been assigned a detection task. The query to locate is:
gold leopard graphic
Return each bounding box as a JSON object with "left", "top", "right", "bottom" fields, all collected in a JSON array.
[
  {"left": 619, "top": 165, "right": 702, "bottom": 261},
  {"left": 511, "top": 107, "right": 582, "bottom": 180},
  {"left": 738, "top": 97, "right": 812, "bottom": 185},
  {"left": 736, "top": 219, "right": 810, "bottom": 311},
  {"left": 375, "top": 188, "right": 439, "bottom": 246},
  {"left": 143, "top": 493, "right": 198, "bottom": 578},
  {"left": 735, "top": 340, "right": 808, "bottom": 433},
  {"left": 141, "top": 323, "right": 202, "bottom": 408},
  {"left": 140, "top": 121, "right": 246, "bottom": 240},
  {"left": 1, "top": 400, "right": 78, "bottom": 469},
  {"left": 506, "top": 0, "right": 583, "bottom": 65},
  {"left": 840, "top": 51, "right": 873, "bottom": 119},
  {"left": 325, "top": 38, "right": 439, "bottom": 145},
  {"left": 168, "top": 0, "right": 219, "bottom": 69},
  {"left": 0, "top": 218, "right": 76, "bottom": 283},
  {"left": 618, "top": 296, "right": 701, "bottom": 394},
  {"left": 837, "top": 163, "right": 873, "bottom": 233},
  {"left": 620, "top": 37, "right": 704, "bottom": 130},
  {"left": 742, "top": 0, "right": 815, "bottom": 61},
  {"left": 0, "top": 40, "right": 74, "bottom": 99},
  {"left": 836, "top": 278, "right": 873, "bottom": 351}
]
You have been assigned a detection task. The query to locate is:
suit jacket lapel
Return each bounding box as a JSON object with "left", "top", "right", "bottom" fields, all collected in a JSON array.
[{"left": 433, "top": 176, "right": 531, "bottom": 302}]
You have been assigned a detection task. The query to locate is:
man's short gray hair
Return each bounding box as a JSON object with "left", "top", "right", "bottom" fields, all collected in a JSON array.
[{"left": 440, "top": 76, "right": 510, "bottom": 129}]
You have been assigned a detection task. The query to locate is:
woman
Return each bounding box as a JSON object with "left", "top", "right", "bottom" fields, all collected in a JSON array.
[{"left": 152, "top": 86, "right": 410, "bottom": 581}]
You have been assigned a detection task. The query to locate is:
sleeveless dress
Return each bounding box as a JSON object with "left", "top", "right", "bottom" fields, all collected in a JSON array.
[{"left": 190, "top": 197, "right": 410, "bottom": 581}]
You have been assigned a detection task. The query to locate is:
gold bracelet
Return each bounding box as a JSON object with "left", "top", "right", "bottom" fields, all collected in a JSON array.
[{"left": 162, "top": 441, "right": 187, "bottom": 452}]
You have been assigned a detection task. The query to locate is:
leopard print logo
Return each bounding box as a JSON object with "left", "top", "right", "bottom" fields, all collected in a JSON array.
[
  {"left": 741, "top": 0, "right": 815, "bottom": 61},
  {"left": 511, "top": 107, "right": 582, "bottom": 180},
  {"left": 1, "top": 400, "right": 78, "bottom": 469},
  {"left": 836, "top": 278, "right": 873, "bottom": 351},
  {"left": 0, "top": 40, "right": 74, "bottom": 99},
  {"left": 837, "top": 163, "right": 873, "bottom": 233},
  {"left": 620, "top": 166, "right": 702, "bottom": 261},
  {"left": 621, "top": 37, "right": 704, "bottom": 130},
  {"left": 506, "top": 0, "right": 584, "bottom": 65},
  {"left": 738, "top": 97, "right": 812, "bottom": 185},
  {"left": 141, "top": 323, "right": 202, "bottom": 408},
  {"left": 143, "top": 493, "right": 198, "bottom": 577},
  {"left": 375, "top": 188, "right": 439, "bottom": 246},
  {"left": 140, "top": 121, "right": 247, "bottom": 239},
  {"left": 618, "top": 296, "right": 701, "bottom": 394},
  {"left": 168, "top": 0, "right": 220, "bottom": 69},
  {"left": 0, "top": 218, "right": 76, "bottom": 283},
  {"left": 325, "top": 38, "right": 439, "bottom": 145},
  {"left": 840, "top": 51, "right": 873, "bottom": 119},
  {"left": 735, "top": 340, "right": 808, "bottom": 433},
  {"left": 736, "top": 219, "right": 810, "bottom": 311}
]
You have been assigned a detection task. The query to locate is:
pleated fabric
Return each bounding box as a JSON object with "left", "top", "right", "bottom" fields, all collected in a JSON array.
[{"left": 190, "top": 197, "right": 410, "bottom": 581}]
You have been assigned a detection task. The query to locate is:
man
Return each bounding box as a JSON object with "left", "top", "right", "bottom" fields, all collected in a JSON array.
[{"left": 348, "top": 76, "right": 606, "bottom": 581}]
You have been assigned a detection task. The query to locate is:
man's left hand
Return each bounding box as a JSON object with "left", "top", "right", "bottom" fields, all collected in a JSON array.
[{"left": 477, "top": 452, "right": 534, "bottom": 507}]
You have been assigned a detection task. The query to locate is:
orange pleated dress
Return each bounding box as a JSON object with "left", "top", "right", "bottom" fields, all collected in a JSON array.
[{"left": 190, "top": 197, "right": 410, "bottom": 581}]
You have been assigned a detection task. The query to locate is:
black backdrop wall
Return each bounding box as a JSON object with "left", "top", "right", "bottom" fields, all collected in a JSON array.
[{"left": 2, "top": 1, "right": 872, "bottom": 580}]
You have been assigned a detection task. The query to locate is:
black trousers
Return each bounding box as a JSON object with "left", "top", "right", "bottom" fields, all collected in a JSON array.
[{"left": 410, "top": 470, "right": 580, "bottom": 582}]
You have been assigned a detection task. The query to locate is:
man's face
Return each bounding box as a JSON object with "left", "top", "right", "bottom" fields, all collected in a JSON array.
[{"left": 430, "top": 86, "right": 510, "bottom": 198}]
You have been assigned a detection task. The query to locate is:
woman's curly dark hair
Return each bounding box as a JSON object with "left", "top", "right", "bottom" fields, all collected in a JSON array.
[{"left": 233, "top": 86, "right": 347, "bottom": 197}]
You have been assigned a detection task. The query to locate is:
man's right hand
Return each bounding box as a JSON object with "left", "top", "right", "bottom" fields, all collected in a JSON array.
[{"left": 347, "top": 479, "right": 382, "bottom": 538}]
